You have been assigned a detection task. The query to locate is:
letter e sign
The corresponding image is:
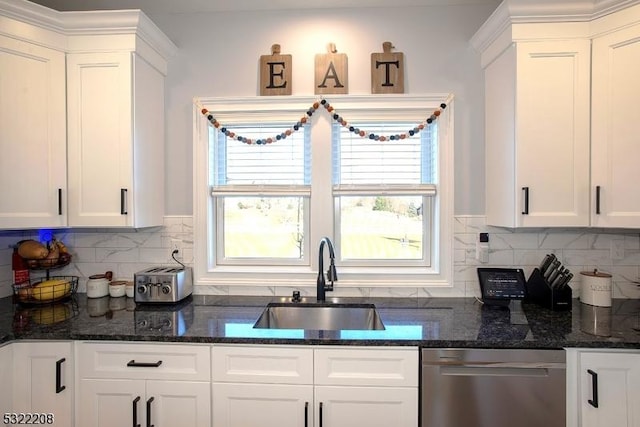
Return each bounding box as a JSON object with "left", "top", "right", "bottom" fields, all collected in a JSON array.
[
  {"left": 260, "top": 44, "right": 292, "bottom": 96},
  {"left": 371, "top": 42, "right": 404, "bottom": 94},
  {"left": 315, "top": 43, "right": 348, "bottom": 95}
]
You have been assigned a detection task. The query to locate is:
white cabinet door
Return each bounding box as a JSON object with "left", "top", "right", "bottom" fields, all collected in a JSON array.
[
  {"left": 77, "top": 379, "right": 146, "bottom": 427},
  {"left": 147, "top": 380, "right": 210, "bottom": 427},
  {"left": 485, "top": 39, "right": 591, "bottom": 227},
  {"left": 0, "top": 35, "right": 67, "bottom": 229},
  {"left": 212, "top": 383, "right": 313, "bottom": 427},
  {"left": 78, "top": 380, "right": 210, "bottom": 427},
  {"left": 12, "top": 342, "right": 73, "bottom": 427},
  {"left": 515, "top": 40, "right": 591, "bottom": 227},
  {"left": 591, "top": 23, "right": 640, "bottom": 228},
  {"left": 315, "top": 386, "right": 418, "bottom": 427},
  {"left": 0, "top": 344, "right": 12, "bottom": 415},
  {"left": 66, "top": 52, "right": 165, "bottom": 228},
  {"left": 66, "top": 52, "right": 133, "bottom": 227},
  {"left": 578, "top": 352, "right": 640, "bottom": 427}
]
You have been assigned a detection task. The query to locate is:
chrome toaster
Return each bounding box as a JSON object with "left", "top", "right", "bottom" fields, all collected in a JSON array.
[{"left": 134, "top": 266, "right": 193, "bottom": 303}]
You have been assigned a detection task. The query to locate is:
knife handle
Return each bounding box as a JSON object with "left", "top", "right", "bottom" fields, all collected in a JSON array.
[{"left": 522, "top": 187, "right": 529, "bottom": 215}]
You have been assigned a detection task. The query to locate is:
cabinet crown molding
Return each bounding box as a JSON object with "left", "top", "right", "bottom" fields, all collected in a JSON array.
[
  {"left": 0, "top": 0, "right": 176, "bottom": 58},
  {"left": 471, "top": 0, "right": 640, "bottom": 56}
]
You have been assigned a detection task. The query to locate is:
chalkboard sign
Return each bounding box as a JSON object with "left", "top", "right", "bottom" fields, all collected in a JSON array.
[{"left": 477, "top": 268, "right": 527, "bottom": 302}]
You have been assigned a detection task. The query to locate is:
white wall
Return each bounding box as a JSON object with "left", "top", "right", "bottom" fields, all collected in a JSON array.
[{"left": 149, "top": 4, "right": 495, "bottom": 215}]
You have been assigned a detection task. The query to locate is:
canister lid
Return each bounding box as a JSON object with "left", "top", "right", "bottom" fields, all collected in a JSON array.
[{"left": 580, "top": 269, "right": 612, "bottom": 278}]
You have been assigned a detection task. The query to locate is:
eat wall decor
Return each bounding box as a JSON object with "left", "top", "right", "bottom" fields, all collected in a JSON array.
[{"left": 259, "top": 42, "right": 404, "bottom": 96}]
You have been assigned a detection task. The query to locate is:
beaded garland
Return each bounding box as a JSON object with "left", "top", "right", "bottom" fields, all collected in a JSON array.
[{"left": 200, "top": 99, "right": 447, "bottom": 145}]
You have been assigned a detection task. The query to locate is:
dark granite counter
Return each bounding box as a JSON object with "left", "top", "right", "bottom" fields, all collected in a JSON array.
[{"left": 0, "top": 294, "right": 639, "bottom": 349}]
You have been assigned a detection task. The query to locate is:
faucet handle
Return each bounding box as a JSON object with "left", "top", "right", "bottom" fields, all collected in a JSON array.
[{"left": 327, "top": 263, "right": 338, "bottom": 282}]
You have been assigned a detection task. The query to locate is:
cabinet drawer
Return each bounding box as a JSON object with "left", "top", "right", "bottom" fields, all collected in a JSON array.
[
  {"left": 77, "top": 342, "right": 210, "bottom": 381},
  {"left": 315, "top": 347, "right": 418, "bottom": 387},
  {"left": 212, "top": 345, "right": 313, "bottom": 384}
]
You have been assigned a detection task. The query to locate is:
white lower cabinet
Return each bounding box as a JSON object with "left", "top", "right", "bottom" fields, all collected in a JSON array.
[
  {"left": 213, "top": 383, "right": 314, "bottom": 427},
  {"left": 211, "top": 345, "right": 418, "bottom": 427},
  {"left": 77, "top": 379, "right": 145, "bottom": 427},
  {"left": 76, "top": 342, "right": 211, "bottom": 427},
  {"left": 0, "top": 344, "right": 13, "bottom": 416},
  {"left": 315, "top": 386, "right": 417, "bottom": 427},
  {"left": 12, "top": 341, "right": 73, "bottom": 427},
  {"left": 567, "top": 349, "right": 640, "bottom": 427}
]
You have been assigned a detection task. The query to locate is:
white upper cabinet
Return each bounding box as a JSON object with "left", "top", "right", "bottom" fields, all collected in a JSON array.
[
  {"left": 472, "top": 1, "right": 640, "bottom": 229},
  {"left": 0, "top": 32, "right": 67, "bottom": 229},
  {"left": 483, "top": 38, "right": 591, "bottom": 227},
  {"left": 591, "top": 10, "right": 640, "bottom": 228},
  {"left": 0, "top": 0, "right": 176, "bottom": 230},
  {"left": 66, "top": 51, "right": 167, "bottom": 227}
]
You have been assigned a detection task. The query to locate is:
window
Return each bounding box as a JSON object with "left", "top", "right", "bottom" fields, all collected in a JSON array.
[
  {"left": 194, "top": 96, "right": 453, "bottom": 289},
  {"left": 211, "top": 124, "right": 311, "bottom": 264},
  {"left": 333, "top": 121, "right": 436, "bottom": 266}
]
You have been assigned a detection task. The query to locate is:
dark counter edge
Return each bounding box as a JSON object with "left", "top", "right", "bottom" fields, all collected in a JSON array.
[{"left": 2, "top": 332, "right": 640, "bottom": 349}]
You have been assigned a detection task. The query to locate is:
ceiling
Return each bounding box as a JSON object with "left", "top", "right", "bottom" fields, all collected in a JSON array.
[{"left": 28, "top": 0, "right": 502, "bottom": 14}]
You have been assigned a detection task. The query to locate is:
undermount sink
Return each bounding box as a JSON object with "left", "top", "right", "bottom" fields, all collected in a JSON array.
[{"left": 253, "top": 303, "right": 385, "bottom": 331}]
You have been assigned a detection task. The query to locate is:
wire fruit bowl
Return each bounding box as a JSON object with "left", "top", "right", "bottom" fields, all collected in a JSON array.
[
  {"left": 13, "top": 275, "right": 78, "bottom": 305},
  {"left": 23, "top": 252, "right": 72, "bottom": 270}
]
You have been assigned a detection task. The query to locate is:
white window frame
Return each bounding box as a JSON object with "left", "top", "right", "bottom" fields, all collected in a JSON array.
[{"left": 193, "top": 95, "right": 454, "bottom": 291}]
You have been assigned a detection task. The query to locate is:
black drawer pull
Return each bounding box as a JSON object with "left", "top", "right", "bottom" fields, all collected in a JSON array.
[
  {"left": 121, "top": 188, "right": 128, "bottom": 215},
  {"left": 146, "top": 397, "right": 154, "bottom": 427},
  {"left": 304, "top": 402, "right": 309, "bottom": 427},
  {"left": 127, "top": 360, "right": 163, "bottom": 368},
  {"left": 57, "top": 188, "right": 63, "bottom": 215},
  {"left": 522, "top": 187, "right": 530, "bottom": 215},
  {"left": 595, "top": 186, "right": 601, "bottom": 215},
  {"left": 319, "top": 402, "right": 323, "bottom": 427},
  {"left": 55, "top": 357, "right": 66, "bottom": 393},
  {"left": 588, "top": 369, "right": 599, "bottom": 408},
  {"left": 132, "top": 396, "right": 141, "bottom": 427}
]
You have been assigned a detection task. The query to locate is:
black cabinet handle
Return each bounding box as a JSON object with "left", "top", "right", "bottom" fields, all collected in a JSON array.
[
  {"left": 596, "top": 186, "right": 601, "bottom": 215},
  {"left": 55, "top": 358, "right": 66, "bottom": 393},
  {"left": 127, "top": 360, "right": 163, "bottom": 368},
  {"left": 588, "top": 369, "right": 599, "bottom": 408},
  {"left": 146, "top": 397, "right": 154, "bottom": 427},
  {"left": 319, "top": 402, "right": 323, "bottom": 427},
  {"left": 57, "top": 188, "right": 62, "bottom": 215},
  {"left": 121, "top": 188, "right": 128, "bottom": 215},
  {"left": 132, "top": 396, "right": 141, "bottom": 427},
  {"left": 522, "top": 187, "right": 529, "bottom": 215},
  {"left": 304, "top": 402, "right": 309, "bottom": 427}
]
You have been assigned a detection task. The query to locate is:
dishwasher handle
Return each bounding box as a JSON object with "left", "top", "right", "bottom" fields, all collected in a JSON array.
[{"left": 440, "top": 365, "right": 551, "bottom": 377}]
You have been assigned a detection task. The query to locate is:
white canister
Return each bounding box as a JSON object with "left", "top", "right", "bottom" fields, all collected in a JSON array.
[
  {"left": 86, "top": 276, "right": 110, "bottom": 298},
  {"left": 580, "top": 269, "right": 612, "bottom": 307},
  {"left": 109, "top": 280, "right": 127, "bottom": 298}
]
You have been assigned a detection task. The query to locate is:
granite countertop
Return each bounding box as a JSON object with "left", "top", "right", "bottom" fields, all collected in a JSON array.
[{"left": 0, "top": 294, "right": 639, "bottom": 349}]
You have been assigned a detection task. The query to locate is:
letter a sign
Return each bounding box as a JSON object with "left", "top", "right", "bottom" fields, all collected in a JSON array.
[
  {"left": 315, "top": 43, "right": 348, "bottom": 95},
  {"left": 260, "top": 44, "right": 292, "bottom": 96},
  {"left": 371, "top": 42, "right": 404, "bottom": 94}
]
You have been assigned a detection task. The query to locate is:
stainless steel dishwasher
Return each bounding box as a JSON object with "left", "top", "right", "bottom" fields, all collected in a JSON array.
[{"left": 421, "top": 348, "right": 566, "bottom": 427}]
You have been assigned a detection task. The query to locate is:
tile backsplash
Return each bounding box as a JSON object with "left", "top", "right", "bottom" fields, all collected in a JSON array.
[{"left": 0, "top": 215, "right": 638, "bottom": 299}]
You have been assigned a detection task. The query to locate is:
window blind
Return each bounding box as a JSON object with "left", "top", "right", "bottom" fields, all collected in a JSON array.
[
  {"left": 332, "top": 122, "right": 437, "bottom": 186},
  {"left": 211, "top": 124, "right": 311, "bottom": 187}
]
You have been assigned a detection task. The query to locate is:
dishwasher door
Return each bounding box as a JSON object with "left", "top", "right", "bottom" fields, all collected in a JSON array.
[{"left": 421, "top": 348, "right": 566, "bottom": 427}]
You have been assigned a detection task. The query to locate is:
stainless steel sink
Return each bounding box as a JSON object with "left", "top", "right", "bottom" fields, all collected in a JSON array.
[{"left": 253, "top": 303, "right": 385, "bottom": 331}]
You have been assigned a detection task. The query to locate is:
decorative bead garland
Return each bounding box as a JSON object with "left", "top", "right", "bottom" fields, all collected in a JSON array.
[{"left": 200, "top": 99, "right": 447, "bottom": 145}]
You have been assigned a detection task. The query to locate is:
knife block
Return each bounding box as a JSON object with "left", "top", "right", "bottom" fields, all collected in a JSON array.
[{"left": 525, "top": 268, "right": 572, "bottom": 311}]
